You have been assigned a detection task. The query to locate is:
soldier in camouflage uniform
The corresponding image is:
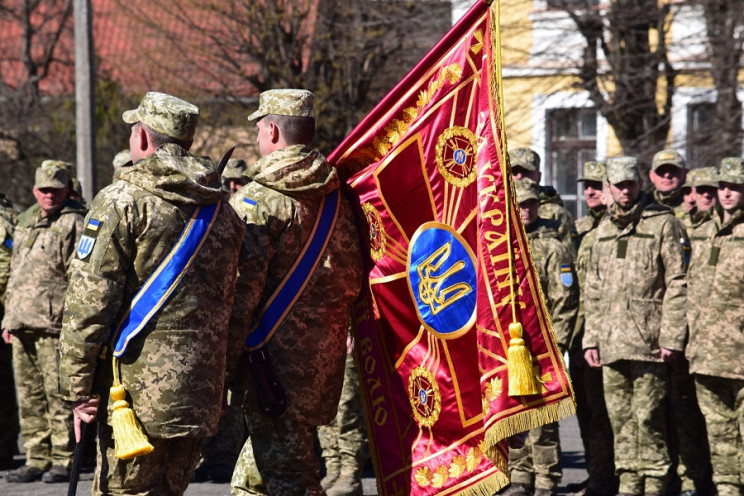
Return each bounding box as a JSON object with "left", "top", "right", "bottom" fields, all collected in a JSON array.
[
  {"left": 686, "top": 157, "right": 744, "bottom": 496},
  {"left": 228, "top": 89, "right": 363, "bottom": 496},
  {"left": 583, "top": 156, "right": 690, "bottom": 496},
  {"left": 222, "top": 158, "right": 249, "bottom": 197},
  {"left": 111, "top": 148, "right": 132, "bottom": 182},
  {"left": 504, "top": 178, "right": 578, "bottom": 496},
  {"left": 649, "top": 149, "right": 713, "bottom": 496},
  {"left": 688, "top": 167, "right": 719, "bottom": 227},
  {"left": 2, "top": 163, "right": 86, "bottom": 483},
  {"left": 58, "top": 92, "right": 245, "bottom": 496},
  {"left": 0, "top": 193, "right": 18, "bottom": 471},
  {"left": 509, "top": 148, "right": 577, "bottom": 255},
  {"left": 317, "top": 340, "right": 369, "bottom": 496},
  {"left": 570, "top": 162, "right": 617, "bottom": 496}
]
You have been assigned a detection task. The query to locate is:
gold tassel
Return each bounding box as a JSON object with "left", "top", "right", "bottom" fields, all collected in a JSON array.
[
  {"left": 110, "top": 382, "right": 154, "bottom": 459},
  {"left": 507, "top": 322, "right": 539, "bottom": 396}
]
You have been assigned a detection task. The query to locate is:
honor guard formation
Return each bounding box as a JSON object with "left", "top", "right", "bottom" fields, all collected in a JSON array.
[{"left": 0, "top": 89, "right": 743, "bottom": 496}]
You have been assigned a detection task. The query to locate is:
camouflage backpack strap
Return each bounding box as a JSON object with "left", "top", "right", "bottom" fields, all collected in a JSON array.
[
  {"left": 110, "top": 200, "right": 222, "bottom": 357},
  {"left": 244, "top": 188, "right": 341, "bottom": 351}
]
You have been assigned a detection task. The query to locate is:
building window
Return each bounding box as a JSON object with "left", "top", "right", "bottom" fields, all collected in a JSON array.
[
  {"left": 687, "top": 102, "right": 716, "bottom": 168},
  {"left": 545, "top": 108, "right": 598, "bottom": 218}
]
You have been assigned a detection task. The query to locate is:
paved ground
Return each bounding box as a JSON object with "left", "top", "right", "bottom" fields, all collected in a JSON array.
[{"left": 0, "top": 415, "right": 587, "bottom": 495}]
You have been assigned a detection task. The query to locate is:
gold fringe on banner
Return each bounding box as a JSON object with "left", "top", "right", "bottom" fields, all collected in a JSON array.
[
  {"left": 110, "top": 357, "right": 154, "bottom": 459},
  {"left": 461, "top": 470, "right": 510, "bottom": 496},
  {"left": 485, "top": 396, "right": 577, "bottom": 449}
]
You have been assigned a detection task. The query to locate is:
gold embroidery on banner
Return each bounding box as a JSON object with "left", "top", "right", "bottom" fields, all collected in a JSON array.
[
  {"left": 409, "top": 366, "right": 442, "bottom": 428},
  {"left": 414, "top": 466, "right": 433, "bottom": 487},
  {"left": 432, "top": 465, "right": 449, "bottom": 488},
  {"left": 436, "top": 126, "right": 478, "bottom": 188},
  {"left": 362, "top": 203, "right": 386, "bottom": 261},
  {"left": 364, "top": 64, "right": 463, "bottom": 163},
  {"left": 413, "top": 443, "right": 490, "bottom": 488},
  {"left": 417, "top": 242, "right": 472, "bottom": 316},
  {"left": 471, "top": 29, "right": 484, "bottom": 54}
]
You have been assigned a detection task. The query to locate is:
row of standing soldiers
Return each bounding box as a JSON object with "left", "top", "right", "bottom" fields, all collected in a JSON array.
[
  {"left": 0, "top": 89, "right": 369, "bottom": 496},
  {"left": 503, "top": 147, "right": 743, "bottom": 496}
]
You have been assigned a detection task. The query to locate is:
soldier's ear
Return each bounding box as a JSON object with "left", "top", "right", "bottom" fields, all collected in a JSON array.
[
  {"left": 137, "top": 125, "right": 150, "bottom": 153},
  {"left": 269, "top": 121, "right": 280, "bottom": 144}
]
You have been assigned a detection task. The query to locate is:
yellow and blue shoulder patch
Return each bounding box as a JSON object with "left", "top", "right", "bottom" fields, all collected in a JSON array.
[
  {"left": 560, "top": 264, "right": 574, "bottom": 287},
  {"left": 242, "top": 197, "right": 257, "bottom": 209},
  {"left": 76, "top": 218, "right": 102, "bottom": 261}
]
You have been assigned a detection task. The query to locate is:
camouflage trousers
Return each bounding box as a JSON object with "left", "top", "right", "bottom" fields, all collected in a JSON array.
[
  {"left": 12, "top": 332, "right": 74, "bottom": 470},
  {"left": 317, "top": 351, "right": 368, "bottom": 480},
  {"left": 93, "top": 421, "right": 202, "bottom": 496},
  {"left": 232, "top": 410, "right": 324, "bottom": 496},
  {"left": 693, "top": 374, "right": 744, "bottom": 496},
  {"left": 198, "top": 403, "right": 245, "bottom": 470},
  {"left": 508, "top": 421, "right": 562, "bottom": 490},
  {"left": 0, "top": 337, "right": 19, "bottom": 461},
  {"left": 603, "top": 360, "right": 670, "bottom": 495},
  {"left": 570, "top": 353, "right": 616, "bottom": 495},
  {"left": 231, "top": 435, "right": 267, "bottom": 496},
  {"left": 666, "top": 360, "right": 713, "bottom": 494}
]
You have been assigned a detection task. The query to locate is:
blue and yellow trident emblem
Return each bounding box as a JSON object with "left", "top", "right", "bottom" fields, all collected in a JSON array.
[{"left": 407, "top": 222, "right": 477, "bottom": 339}]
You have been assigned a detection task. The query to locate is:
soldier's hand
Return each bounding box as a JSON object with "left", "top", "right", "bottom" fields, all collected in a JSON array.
[
  {"left": 660, "top": 347, "right": 682, "bottom": 364},
  {"left": 584, "top": 348, "right": 601, "bottom": 368},
  {"left": 73, "top": 396, "right": 100, "bottom": 443},
  {"left": 1, "top": 329, "right": 11, "bottom": 344}
]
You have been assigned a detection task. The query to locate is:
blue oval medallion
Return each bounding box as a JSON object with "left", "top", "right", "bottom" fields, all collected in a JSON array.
[{"left": 407, "top": 222, "right": 477, "bottom": 338}]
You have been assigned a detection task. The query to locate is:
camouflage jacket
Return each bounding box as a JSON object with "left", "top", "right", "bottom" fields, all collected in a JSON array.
[
  {"left": 526, "top": 218, "right": 579, "bottom": 351},
  {"left": 570, "top": 208, "right": 606, "bottom": 351},
  {"left": 653, "top": 188, "right": 692, "bottom": 230},
  {"left": 583, "top": 193, "right": 689, "bottom": 364},
  {"left": 539, "top": 186, "right": 577, "bottom": 255},
  {"left": 59, "top": 144, "right": 244, "bottom": 438},
  {"left": 2, "top": 199, "right": 85, "bottom": 335},
  {"left": 0, "top": 195, "right": 17, "bottom": 310},
  {"left": 229, "top": 144, "right": 363, "bottom": 425},
  {"left": 686, "top": 208, "right": 744, "bottom": 380}
]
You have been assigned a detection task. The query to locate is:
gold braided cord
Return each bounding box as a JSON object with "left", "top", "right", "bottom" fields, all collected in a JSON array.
[{"left": 490, "top": 0, "right": 516, "bottom": 326}]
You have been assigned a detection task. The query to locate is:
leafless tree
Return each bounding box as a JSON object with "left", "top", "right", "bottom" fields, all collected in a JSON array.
[
  {"left": 553, "top": 0, "right": 677, "bottom": 166},
  {"left": 111, "top": 0, "right": 452, "bottom": 151},
  {"left": 699, "top": 0, "right": 744, "bottom": 163}
]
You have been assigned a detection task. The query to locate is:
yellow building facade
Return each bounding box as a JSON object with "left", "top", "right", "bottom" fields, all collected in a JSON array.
[{"left": 470, "top": 0, "right": 741, "bottom": 218}]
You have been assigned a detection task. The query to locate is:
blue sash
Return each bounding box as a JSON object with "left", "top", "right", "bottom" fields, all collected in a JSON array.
[
  {"left": 245, "top": 189, "right": 340, "bottom": 351},
  {"left": 111, "top": 201, "right": 221, "bottom": 357}
]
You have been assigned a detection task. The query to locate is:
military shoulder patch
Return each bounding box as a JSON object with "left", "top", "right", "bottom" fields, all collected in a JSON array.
[
  {"left": 242, "top": 197, "right": 257, "bottom": 209},
  {"left": 560, "top": 264, "right": 574, "bottom": 287},
  {"left": 76, "top": 218, "right": 102, "bottom": 260}
]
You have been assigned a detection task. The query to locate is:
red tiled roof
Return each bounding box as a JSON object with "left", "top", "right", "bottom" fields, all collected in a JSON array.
[{"left": 0, "top": 0, "right": 312, "bottom": 98}]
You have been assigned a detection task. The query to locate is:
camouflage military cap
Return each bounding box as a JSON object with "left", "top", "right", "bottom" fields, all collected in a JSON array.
[
  {"left": 247, "top": 89, "right": 315, "bottom": 121},
  {"left": 35, "top": 163, "right": 70, "bottom": 189},
  {"left": 577, "top": 161, "right": 606, "bottom": 183},
  {"left": 41, "top": 159, "right": 73, "bottom": 172},
  {"left": 606, "top": 156, "right": 640, "bottom": 184},
  {"left": 514, "top": 177, "right": 540, "bottom": 203},
  {"left": 718, "top": 157, "right": 744, "bottom": 185},
  {"left": 122, "top": 92, "right": 199, "bottom": 141},
  {"left": 651, "top": 148, "right": 686, "bottom": 171},
  {"left": 690, "top": 166, "right": 718, "bottom": 188},
  {"left": 70, "top": 177, "right": 83, "bottom": 197},
  {"left": 112, "top": 149, "right": 132, "bottom": 169},
  {"left": 222, "top": 158, "right": 247, "bottom": 180},
  {"left": 509, "top": 147, "right": 540, "bottom": 172}
]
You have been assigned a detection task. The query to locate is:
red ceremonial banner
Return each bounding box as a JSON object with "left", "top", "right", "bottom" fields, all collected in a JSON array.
[{"left": 328, "top": 1, "right": 576, "bottom": 494}]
